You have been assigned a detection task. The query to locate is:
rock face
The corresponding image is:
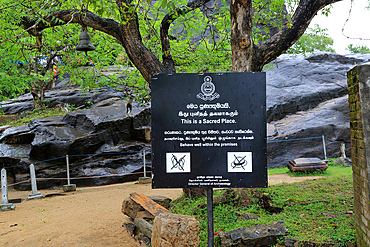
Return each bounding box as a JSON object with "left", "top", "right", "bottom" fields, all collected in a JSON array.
[
  {"left": 0, "top": 90, "right": 151, "bottom": 189},
  {"left": 266, "top": 52, "right": 370, "bottom": 168},
  {"left": 267, "top": 96, "right": 351, "bottom": 167},
  {"left": 0, "top": 87, "right": 121, "bottom": 115},
  {"left": 266, "top": 53, "right": 365, "bottom": 122},
  {"left": 151, "top": 213, "right": 200, "bottom": 247}
]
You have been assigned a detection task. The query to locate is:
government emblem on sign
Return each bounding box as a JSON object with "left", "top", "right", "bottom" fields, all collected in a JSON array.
[{"left": 197, "top": 76, "right": 220, "bottom": 101}]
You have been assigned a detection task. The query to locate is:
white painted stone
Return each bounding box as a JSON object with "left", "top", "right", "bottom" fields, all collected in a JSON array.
[
  {"left": 1, "top": 168, "right": 15, "bottom": 211},
  {"left": 27, "top": 164, "right": 44, "bottom": 200}
]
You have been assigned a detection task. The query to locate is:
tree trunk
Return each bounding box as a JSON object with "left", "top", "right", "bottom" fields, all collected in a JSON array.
[
  {"left": 116, "top": 0, "right": 164, "bottom": 84},
  {"left": 230, "top": 0, "right": 255, "bottom": 72},
  {"left": 118, "top": 25, "right": 164, "bottom": 84}
]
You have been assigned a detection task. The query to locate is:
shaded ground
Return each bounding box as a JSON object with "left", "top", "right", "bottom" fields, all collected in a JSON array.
[{"left": 1, "top": 174, "right": 323, "bottom": 247}]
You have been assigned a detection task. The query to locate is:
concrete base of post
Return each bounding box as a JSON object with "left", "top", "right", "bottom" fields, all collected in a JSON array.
[
  {"left": 27, "top": 192, "right": 44, "bottom": 200},
  {"left": 63, "top": 184, "right": 76, "bottom": 192},
  {"left": 0, "top": 203, "right": 15, "bottom": 211},
  {"left": 138, "top": 177, "right": 152, "bottom": 184}
]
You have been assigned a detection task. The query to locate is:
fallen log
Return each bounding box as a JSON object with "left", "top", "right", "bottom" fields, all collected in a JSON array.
[{"left": 134, "top": 217, "right": 153, "bottom": 238}]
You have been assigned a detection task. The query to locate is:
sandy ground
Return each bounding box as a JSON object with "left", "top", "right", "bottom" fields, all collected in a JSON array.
[{"left": 1, "top": 174, "right": 323, "bottom": 247}]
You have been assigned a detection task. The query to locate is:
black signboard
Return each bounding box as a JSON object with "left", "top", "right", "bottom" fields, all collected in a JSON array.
[{"left": 151, "top": 73, "right": 266, "bottom": 188}]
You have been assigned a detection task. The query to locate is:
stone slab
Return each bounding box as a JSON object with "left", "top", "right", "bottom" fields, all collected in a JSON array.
[
  {"left": 217, "top": 221, "right": 287, "bottom": 247},
  {"left": 0, "top": 203, "right": 15, "bottom": 211},
  {"left": 27, "top": 192, "right": 44, "bottom": 200},
  {"left": 284, "top": 237, "right": 336, "bottom": 247},
  {"left": 287, "top": 163, "right": 328, "bottom": 172},
  {"left": 63, "top": 184, "right": 77, "bottom": 192},
  {"left": 138, "top": 177, "right": 152, "bottom": 184},
  {"left": 289, "top": 157, "right": 326, "bottom": 167},
  {"left": 288, "top": 157, "right": 328, "bottom": 172}
]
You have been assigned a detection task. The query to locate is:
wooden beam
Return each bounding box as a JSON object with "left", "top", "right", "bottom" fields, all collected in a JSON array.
[{"left": 130, "top": 193, "right": 170, "bottom": 217}]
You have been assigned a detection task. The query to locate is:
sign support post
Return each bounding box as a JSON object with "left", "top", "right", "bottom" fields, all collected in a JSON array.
[{"left": 207, "top": 188, "right": 214, "bottom": 246}]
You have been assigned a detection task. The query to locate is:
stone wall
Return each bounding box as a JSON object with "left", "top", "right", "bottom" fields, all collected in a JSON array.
[{"left": 347, "top": 65, "right": 370, "bottom": 247}]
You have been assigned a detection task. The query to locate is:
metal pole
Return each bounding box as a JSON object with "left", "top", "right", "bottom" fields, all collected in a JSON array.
[
  {"left": 143, "top": 150, "right": 146, "bottom": 178},
  {"left": 207, "top": 188, "right": 214, "bottom": 247},
  {"left": 322, "top": 135, "right": 327, "bottom": 161},
  {"left": 66, "top": 155, "right": 70, "bottom": 186}
]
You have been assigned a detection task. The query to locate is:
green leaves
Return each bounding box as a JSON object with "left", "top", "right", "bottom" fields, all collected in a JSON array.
[
  {"left": 159, "top": 0, "right": 178, "bottom": 10},
  {"left": 286, "top": 24, "right": 335, "bottom": 55},
  {"left": 161, "top": 0, "right": 168, "bottom": 9},
  {"left": 137, "top": 0, "right": 232, "bottom": 73},
  {"left": 0, "top": 0, "right": 340, "bottom": 104},
  {"left": 252, "top": 0, "right": 289, "bottom": 43},
  {"left": 346, "top": 44, "right": 370, "bottom": 54},
  {"left": 0, "top": 0, "right": 130, "bottom": 102}
]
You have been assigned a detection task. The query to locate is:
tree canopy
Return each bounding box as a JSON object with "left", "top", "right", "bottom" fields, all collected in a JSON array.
[
  {"left": 346, "top": 44, "right": 370, "bottom": 54},
  {"left": 0, "top": 0, "right": 341, "bottom": 103}
]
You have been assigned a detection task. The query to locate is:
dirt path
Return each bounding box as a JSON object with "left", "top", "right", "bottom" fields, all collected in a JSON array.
[{"left": 1, "top": 174, "right": 323, "bottom": 247}]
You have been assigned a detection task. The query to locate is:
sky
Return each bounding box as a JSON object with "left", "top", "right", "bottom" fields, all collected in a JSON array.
[{"left": 309, "top": 0, "right": 370, "bottom": 54}]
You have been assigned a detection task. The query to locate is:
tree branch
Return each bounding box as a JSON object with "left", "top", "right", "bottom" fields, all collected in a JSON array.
[
  {"left": 19, "top": 2, "right": 164, "bottom": 84},
  {"left": 115, "top": 0, "right": 165, "bottom": 83},
  {"left": 20, "top": 10, "right": 121, "bottom": 41},
  {"left": 254, "top": 0, "right": 342, "bottom": 71},
  {"left": 160, "top": 0, "right": 212, "bottom": 73}
]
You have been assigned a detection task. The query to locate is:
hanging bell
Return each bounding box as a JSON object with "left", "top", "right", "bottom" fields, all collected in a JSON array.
[{"left": 76, "top": 25, "right": 95, "bottom": 52}]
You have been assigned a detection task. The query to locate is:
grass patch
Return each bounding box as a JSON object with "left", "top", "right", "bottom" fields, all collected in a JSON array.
[
  {"left": 170, "top": 165, "right": 355, "bottom": 246},
  {"left": 268, "top": 167, "right": 289, "bottom": 175},
  {"left": 0, "top": 107, "right": 71, "bottom": 127},
  {"left": 288, "top": 169, "right": 329, "bottom": 177},
  {"left": 268, "top": 159, "right": 348, "bottom": 177}
]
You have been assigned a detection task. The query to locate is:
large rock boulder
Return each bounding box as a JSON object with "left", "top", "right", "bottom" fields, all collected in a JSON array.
[
  {"left": 267, "top": 95, "right": 351, "bottom": 167},
  {"left": 265, "top": 53, "right": 370, "bottom": 167},
  {"left": 0, "top": 96, "right": 152, "bottom": 189},
  {"left": 151, "top": 213, "right": 200, "bottom": 247},
  {"left": 266, "top": 53, "right": 369, "bottom": 122},
  {"left": 0, "top": 87, "right": 122, "bottom": 115}
]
